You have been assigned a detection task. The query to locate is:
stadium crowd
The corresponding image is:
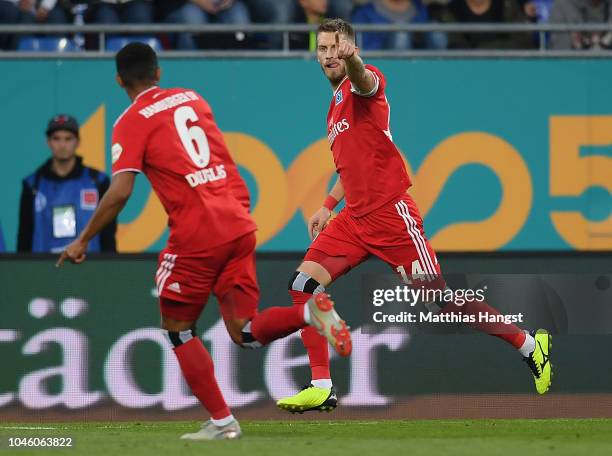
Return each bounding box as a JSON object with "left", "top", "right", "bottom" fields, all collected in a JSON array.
[{"left": 1, "top": 0, "right": 611, "bottom": 52}]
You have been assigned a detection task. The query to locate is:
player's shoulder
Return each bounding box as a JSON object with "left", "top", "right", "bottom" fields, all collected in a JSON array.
[
  {"left": 348, "top": 64, "right": 386, "bottom": 99},
  {"left": 171, "top": 87, "right": 212, "bottom": 110},
  {"left": 364, "top": 64, "right": 385, "bottom": 82},
  {"left": 167, "top": 86, "right": 205, "bottom": 102},
  {"left": 23, "top": 169, "right": 39, "bottom": 187},
  {"left": 167, "top": 86, "right": 199, "bottom": 96},
  {"left": 113, "top": 101, "right": 141, "bottom": 130}
]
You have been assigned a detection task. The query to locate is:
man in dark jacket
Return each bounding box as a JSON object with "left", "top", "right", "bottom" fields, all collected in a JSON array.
[
  {"left": 18, "top": 114, "right": 117, "bottom": 253},
  {"left": 438, "top": 0, "right": 534, "bottom": 49}
]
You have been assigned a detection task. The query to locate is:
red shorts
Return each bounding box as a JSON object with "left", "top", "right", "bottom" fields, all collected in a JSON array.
[
  {"left": 306, "top": 193, "right": 443, "bottom": 285},
  {"left": 157, "top": 232, "right": 259, "bottom": 322}
]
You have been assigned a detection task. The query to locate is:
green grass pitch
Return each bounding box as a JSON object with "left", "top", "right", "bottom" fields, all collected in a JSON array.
[{"left": 1, "top": 420, "right": 611, "bottom": 456}]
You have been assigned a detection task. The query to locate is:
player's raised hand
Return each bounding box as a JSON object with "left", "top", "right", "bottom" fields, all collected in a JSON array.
[
  {"left": 56, "top": 239, "right": 88, "bottom": 267},
  {"left": 308, "top": 207, "right": 332, "bottom": 240},
  {"left": 335, "top": 32, "right": 355, "bottom": 60}
]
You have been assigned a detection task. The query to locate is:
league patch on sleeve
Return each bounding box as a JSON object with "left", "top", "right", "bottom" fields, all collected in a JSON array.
[{"left": 111, "top": 143, "right": 123, "bottom": 164}]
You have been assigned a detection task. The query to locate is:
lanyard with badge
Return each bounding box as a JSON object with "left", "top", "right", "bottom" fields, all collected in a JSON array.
[{"left": 52, "top": 204, "right": 77, "bottom": 238}]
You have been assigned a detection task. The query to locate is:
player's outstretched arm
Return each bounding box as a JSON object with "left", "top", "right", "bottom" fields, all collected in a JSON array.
[
  {"left": 56, "top": 172, "right": 136, "bottom": 266},
  {"left": 335, "top": 32, "right": 376, "bottom": 95}
]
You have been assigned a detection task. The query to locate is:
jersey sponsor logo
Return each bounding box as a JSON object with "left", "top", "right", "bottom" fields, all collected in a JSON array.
[
  {"left": 327, "top": 118, "right": 350, "bottom": 145},
  {"left": 335, "top": 90, "right": 343, "bottom": 105},
  {"left": 80, "top": 189, "right": 99, "bottom": 210},
  {"left": 185, "top": 164, "right": 227, "bottom": 188},
  {"left": 111, "top": 143, "right": 123, "bottom": 164},
  {"left": 138, "top": 91, "right": 199, "bottom": 119}
]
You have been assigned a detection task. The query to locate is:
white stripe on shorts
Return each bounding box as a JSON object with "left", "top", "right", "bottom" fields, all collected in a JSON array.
[
  {"left": 156, "top": 254, "right": 177, "bottom": 296},
  {"left": 394, "top": 200, "right": 436, "bottom": 279}
]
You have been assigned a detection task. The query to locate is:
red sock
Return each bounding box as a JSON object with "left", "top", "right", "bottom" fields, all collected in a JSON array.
[
  {"left": 173, "top": 337, "right": 231, "bottom": 420},
  {"left": 290, "top": 290, "right": 330, "bottom": 380},
  {"left": 440, "top": 299, "right": 526, "bottom": 349},
  {"left": 301, "top": 326, "right": 330, "bottom": 379},
  {"left": 250, "top": 305, "right": 306, "bottom": 345}
]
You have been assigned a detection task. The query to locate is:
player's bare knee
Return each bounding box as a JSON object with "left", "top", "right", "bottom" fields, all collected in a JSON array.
[
  {"left": 227, "top": 325, "right": 243, "bottom": 346},
  {"left": 223, "top": 318, "right": 244, "bottom": 345},
  {"left": 223, "top": 318, "right": 262, "bottom": 349},
  {"left": 288, "top": 271, "right": 326, "bottom": 294},
  {"left": 238, "top": 320, "right": 263, "bottom": 349}
]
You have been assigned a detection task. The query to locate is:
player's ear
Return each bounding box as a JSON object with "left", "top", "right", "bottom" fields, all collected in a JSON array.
[
  {"left": 115, "top": 74, "right": 125, "bottom": 88},
  {"left": 154, "top": 67, "right": 161, "bottom": 83}
]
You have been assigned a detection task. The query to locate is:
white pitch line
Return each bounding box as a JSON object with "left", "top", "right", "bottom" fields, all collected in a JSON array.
[{"left": 0, "top": 426, "right": 57, "bottom": 430}]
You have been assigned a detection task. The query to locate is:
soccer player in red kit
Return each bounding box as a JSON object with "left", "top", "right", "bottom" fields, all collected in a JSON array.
[
  {"left": 277, "top": 19, "right": 553, "bottom": 413},
  {"left": 57, "top": 42, "right": 351, "bottom": 439}
]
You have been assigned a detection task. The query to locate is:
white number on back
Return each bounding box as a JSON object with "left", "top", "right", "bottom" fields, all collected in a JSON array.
[{"left": 173, "top": 106, "right": 210, "bottom": 168}]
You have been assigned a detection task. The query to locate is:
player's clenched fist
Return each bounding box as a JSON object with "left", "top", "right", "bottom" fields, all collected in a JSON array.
[
  {"left": 335, "top": 31, "right": 355, "bottom": 60},
  {"left": 308, "top": 207, "right": 332, "bottom": 240}
]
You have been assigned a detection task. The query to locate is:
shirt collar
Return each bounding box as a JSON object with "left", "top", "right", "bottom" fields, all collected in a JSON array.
[
  {"left": 134, "top": 85, "right": 160, "bottom": 102},
  {"left": 333, "top": 76, "right": 349, "bottom": 96}
]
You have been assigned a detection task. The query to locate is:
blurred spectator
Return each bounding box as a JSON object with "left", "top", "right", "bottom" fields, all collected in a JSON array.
[
  {"left": 246, "top": 0, "right": 353, "bottom": 50},
  {"left": 245, "top": 0, "right": 293, "bottom": 48},
  {"left": 1, "top": 1, "right": 73, "bottom": 49},
  {"left": 520, "top": 0, "right": 553, "bottom": 48},
  {"left": 549, "top": 0, "right": 610, "bottom": 49},
  {"left": 327, "top": 0, "right": 354, "bottom": 18},
  {"left": 36, "top": 1, "right": 73, "bottom": 23},
  {"left": 0, "top": 1, "right": 34, "bottom": 50},
  {"left": 521, "top": 0, "right": 553, "bottom": 22},
  {"left": 290, "top": 0, "right": 329, "bottom": 50},
  {"left": 291, "top": 0, "right": 359, "bottom": 49},
  {"left": 246, "top": 0, "right": 291, "bottom": 25},
  {"left": 440, "top": 0, "right": 534, "bottom": 49},
  {"left": 91, "top": 0, "right": 153, "bottom": 24},
  {"left": 352, "top": 0, "right": 447, "bottom": 50},
  {"left": 157, "top": 0, "right": 250, "bottom": 50},
  {"left": 18, "top": 114, "right": 116, "bottom": 253}
]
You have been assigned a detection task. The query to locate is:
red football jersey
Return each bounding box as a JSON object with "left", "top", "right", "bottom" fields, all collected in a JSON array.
[
  {"left": 111, "top": 86, "right": 256, "bottom": 253},
  {"left": 326, "top": 65, "right": 411, "bottom": 217}
]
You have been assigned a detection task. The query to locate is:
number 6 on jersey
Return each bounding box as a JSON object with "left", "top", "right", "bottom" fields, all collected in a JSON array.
[{"left": 174, "top": 105, "right": 210, "bottom": 168}]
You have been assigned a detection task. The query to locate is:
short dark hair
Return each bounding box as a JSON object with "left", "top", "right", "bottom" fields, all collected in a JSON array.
[
  {"left": 317, "top": 18, "right": 355, "bottom": 42},
  {"left": 115, "top": 42, "right": 159, "bottom": 88}
]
